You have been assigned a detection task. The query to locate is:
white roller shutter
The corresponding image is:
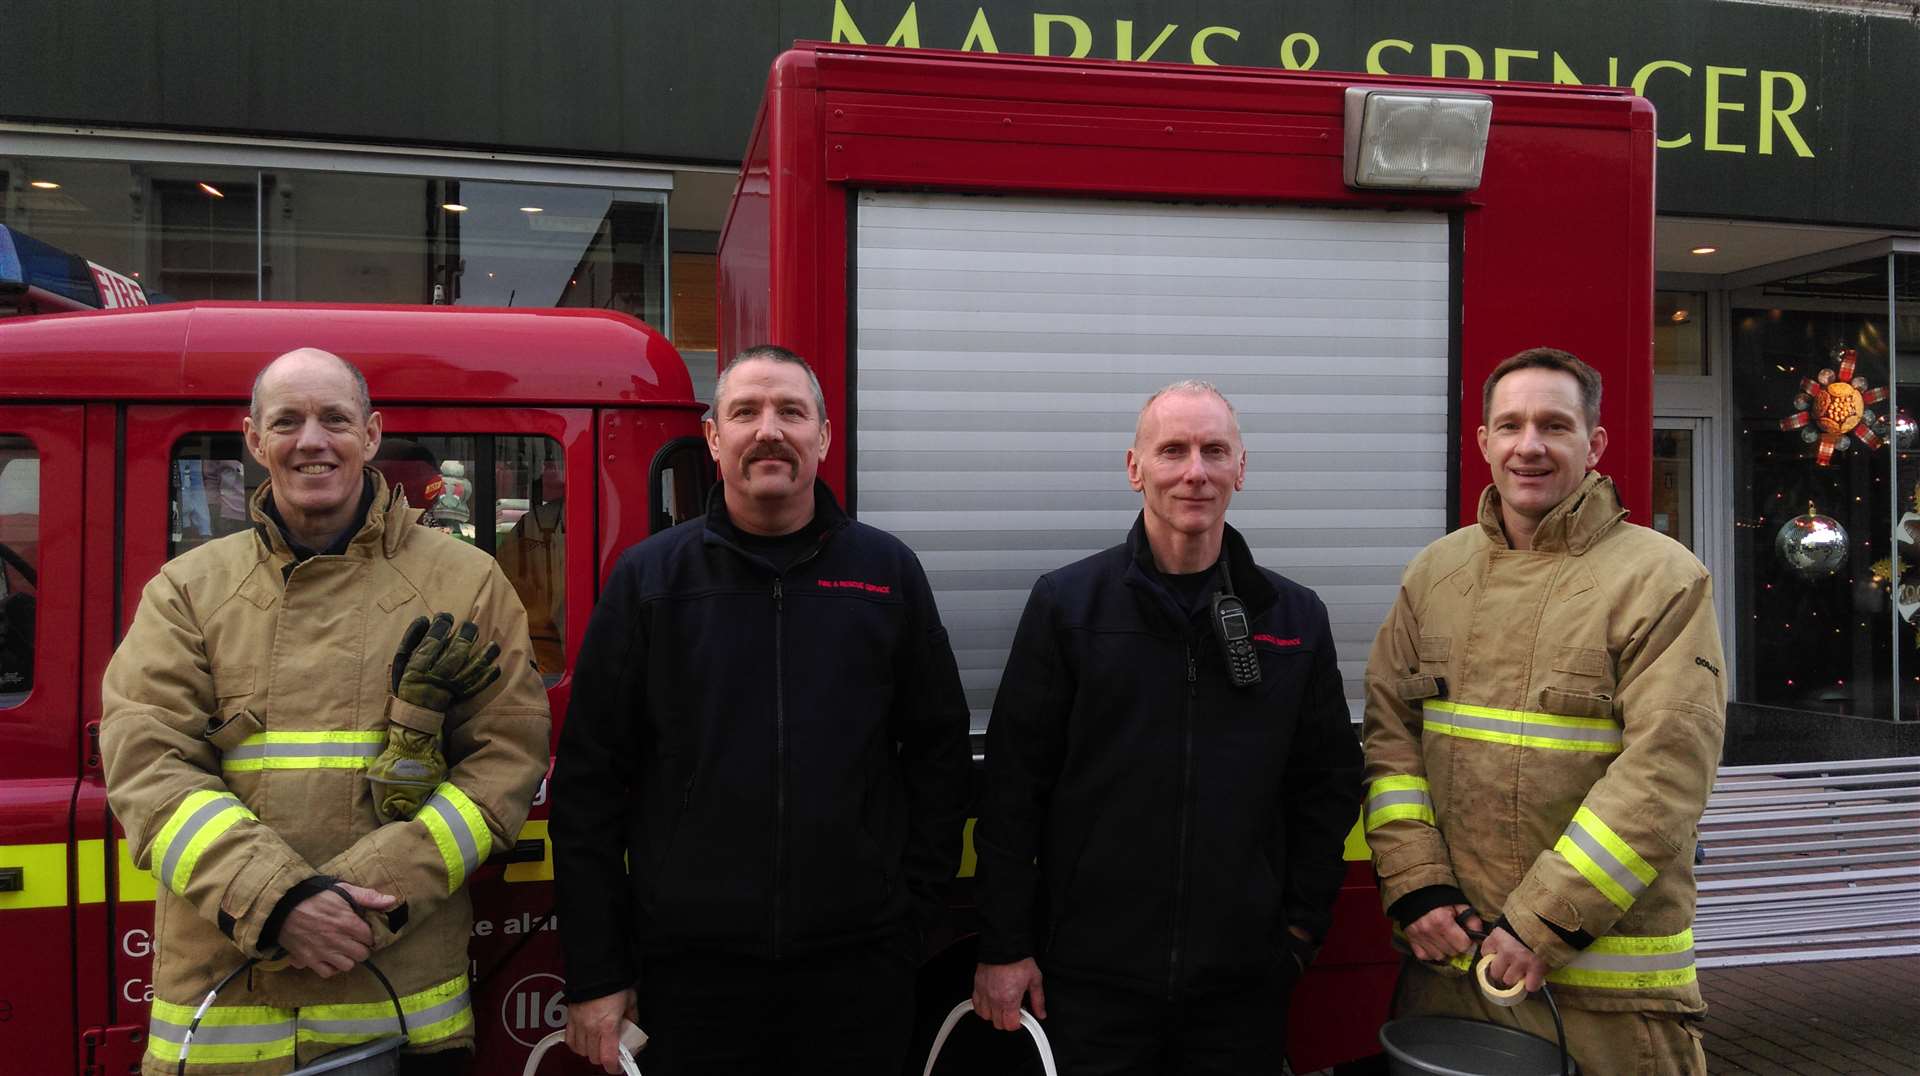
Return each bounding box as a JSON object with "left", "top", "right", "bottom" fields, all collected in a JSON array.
[{"left": 853, "top": 191, "right": 1453, "bottom": 732}]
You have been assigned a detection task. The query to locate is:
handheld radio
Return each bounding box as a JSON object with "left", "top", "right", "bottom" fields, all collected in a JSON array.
[{"left": 1211, "top": 591, "right": 1262, "bottom": 688}]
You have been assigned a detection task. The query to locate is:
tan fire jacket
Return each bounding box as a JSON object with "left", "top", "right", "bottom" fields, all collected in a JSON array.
[
  {"left": 101, "top": 474, "right": 551, "bottom": 1073},
  {"left": 1362, "top": 473, "right": 1725, "bottom": 1014}
]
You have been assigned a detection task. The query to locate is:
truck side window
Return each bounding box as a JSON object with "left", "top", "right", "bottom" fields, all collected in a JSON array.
[
  {"left": 0, "top": 436, "right": 38, "bottom": 708},
  {"left": 651, "top": 436, "right": 713, "bottom": 534},
  {"left": 169, "top": 433, "right": 568, "bottom": 681}
]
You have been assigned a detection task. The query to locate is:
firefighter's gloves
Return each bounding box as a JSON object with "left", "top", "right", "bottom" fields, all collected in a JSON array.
[
  {"left": 392, "top": 612, "right": 502, "bottom": 712},
  {"left": 372, "top": 613, "right": 501, "bottom": 823}
]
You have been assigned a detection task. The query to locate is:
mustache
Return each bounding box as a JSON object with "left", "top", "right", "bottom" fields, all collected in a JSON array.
[{"left": 743, "top": 444, "right": 799, "bottom": 467}]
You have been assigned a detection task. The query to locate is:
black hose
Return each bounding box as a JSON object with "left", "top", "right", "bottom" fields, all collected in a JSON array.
[
  {"left": 177, "top": 959, "right": 260, "bottom": 1076},
  {"left": 1539, "top": 981, "right": 1570, "bottom": 1076}
]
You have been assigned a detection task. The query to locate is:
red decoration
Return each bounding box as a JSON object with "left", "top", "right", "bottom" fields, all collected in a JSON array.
[{"left": 1779, "top": 348, "right": 1887, "bottom": 466}]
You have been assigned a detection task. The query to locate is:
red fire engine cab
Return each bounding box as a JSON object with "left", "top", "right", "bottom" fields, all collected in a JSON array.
[{"left": 719, "top": 44, "right": 1655, "bottom": 1071}]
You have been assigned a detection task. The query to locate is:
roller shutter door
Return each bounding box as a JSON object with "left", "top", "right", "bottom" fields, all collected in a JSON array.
[{"left": 853, "top": 191, "right": 1453, "bottom": 732}]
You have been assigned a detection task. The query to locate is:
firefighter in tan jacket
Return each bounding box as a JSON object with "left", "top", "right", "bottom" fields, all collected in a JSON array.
[
  {"left": 1363, "top": 348, "right": 1725, "bottom": 1076},
  {"left": 101, "top": 349, "right": 550, "bottom": 1074}
]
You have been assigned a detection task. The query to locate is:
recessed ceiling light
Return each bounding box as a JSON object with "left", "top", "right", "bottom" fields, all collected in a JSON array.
[
  {"left": 442, "top": 203, "right": 469, "bottom": 213},
  {"left": 198, "top": 182, "right": 225, "bottom": 198},
  {"left": 519, "top": 206, "right": 544, "bottom": 213},
  {"left": 29, "top": 180, "right": 60, "bottom": 190},
  {"left": 1670, "top": 310, "right": 1690, "bottom": 323},
  {"left": 1690, "top": 245, "right": 1718, "bottom": 255}
]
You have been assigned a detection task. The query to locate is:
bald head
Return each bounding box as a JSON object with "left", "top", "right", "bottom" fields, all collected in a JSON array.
[
  {"left": 1134, "top": 380, "right": 1242, "bottom": 450},
  {"left": 251, "top": 348, "right": 371, "bottom": 424}
]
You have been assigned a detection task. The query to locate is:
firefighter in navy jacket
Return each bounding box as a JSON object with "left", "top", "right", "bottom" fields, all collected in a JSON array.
[
  {"left": 972, "top": 382, "right": 1363, "bottom": 1075},
  {"left": 550, "top": 346, "right": 971, "bottom": 1076}
]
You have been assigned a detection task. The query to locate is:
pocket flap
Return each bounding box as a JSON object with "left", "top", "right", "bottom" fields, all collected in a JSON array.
[
  {"left": 1539, "top": 686, "right": 1613, "bottom": 720},
  {"left": 1551, "top": 646, "right": 1610, "bottom": 678},
  {"left": 1397, "top": 674, "right": 1444, "bottom": 701},
  {"left": 1417, "top": 635, "right": 1452, "bottom": 662},
  {"left": 202, "top": 706, "right": 264, "bottom": 753},
  {"left": 211, "top": 664, "right": 254, "bottom": 700},
  {"left": 377, "top": 585, "right": 418, "bottom": 613}
]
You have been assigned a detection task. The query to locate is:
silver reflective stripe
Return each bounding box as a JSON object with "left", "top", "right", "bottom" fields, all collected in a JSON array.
[
  {"left": 1427, "top": 708, "right": 1623, "bottom": 745},
  {"left": 159, "top": 797, "right": 236, "bottom": 890},
  {"left": 1564, "top": 823, "right": 1652, "bottom": 902},
  {"left": 423, "top": 796, "right": 482, "bottom": 877},
  {"left": 1368, "top": 789, "right": 1431, "bottom": 811},
  {"left": 223, "top": 741, "right": 383, "bottom": 762},
  {"left": 299, "top": 990, "right": 471, "bottom": 1038},
  {"left": 1566, "top": 948, "right": 1696, "bottom": 974},
  {"left": 149, "top": 1017, "right": 295, "bottom": 1046}
]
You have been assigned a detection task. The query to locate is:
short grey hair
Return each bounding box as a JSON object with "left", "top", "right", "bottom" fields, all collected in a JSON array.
[
  {"left": 1134, "top": 379, "right": 1242, "bottom": 445},
  {"left": 713, "top": 344, "right": 827, "bottom": 423},
  {"left": 250, "top": 348, "right": 372, "bottom": 424}
]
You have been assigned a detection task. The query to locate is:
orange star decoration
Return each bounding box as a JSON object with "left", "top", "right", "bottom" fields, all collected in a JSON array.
[{"left": 1779, "top": 348, "right": 1887, "bottom": 466}]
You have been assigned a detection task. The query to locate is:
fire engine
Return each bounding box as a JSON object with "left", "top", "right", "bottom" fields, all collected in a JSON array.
[{"left": 0, "top": 43, "right": 1653, "bottom": 1075}]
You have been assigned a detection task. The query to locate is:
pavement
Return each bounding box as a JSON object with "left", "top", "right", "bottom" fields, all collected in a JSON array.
[{"left": 1699, "top": 956, "right": 1920, "bottom": 1074}]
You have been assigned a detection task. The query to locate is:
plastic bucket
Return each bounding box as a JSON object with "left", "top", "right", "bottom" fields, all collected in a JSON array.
[{"left": 1379, "top": 1016, "right": 1574, "bottom": 1076}]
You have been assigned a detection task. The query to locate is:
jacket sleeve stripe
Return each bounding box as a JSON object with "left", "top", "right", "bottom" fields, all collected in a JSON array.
[
  {"left": 1553, "top": 807, "right": 1658, "bottom": 912},
  {"left": 419, "top": 784, "right": 493, "bottom": 893},
  {"left": 1365, "top": 789, "right": 1435, "bottom": 831},
  {"left": 152, "top": 790, "right": 256, "bottom": 896}
]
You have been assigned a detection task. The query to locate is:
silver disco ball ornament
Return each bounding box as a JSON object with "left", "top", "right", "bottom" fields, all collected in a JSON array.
[
  {"left": 1776, "top": 511, "right": 1849, "bottom": 575},
  {"left": 1896, "top": 408, "right": 1918, "bottom": 451}
]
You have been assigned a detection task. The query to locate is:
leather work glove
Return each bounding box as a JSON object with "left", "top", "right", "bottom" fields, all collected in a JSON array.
[{"left": 369, "top": 613, "right": 503, "bottom": 822}]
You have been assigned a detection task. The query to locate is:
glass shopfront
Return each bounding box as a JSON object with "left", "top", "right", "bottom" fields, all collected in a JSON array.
[
  {"left": 1730, "top": 250, "right": 1920, "bottom": 722},
  {"left": 1, "top": 154, "right": 667, "bottom": 323}
]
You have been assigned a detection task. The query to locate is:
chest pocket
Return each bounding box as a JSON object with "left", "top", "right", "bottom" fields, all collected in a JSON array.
[{"left": 1541, "top": 645, "right": 1615, "bottom": 719}]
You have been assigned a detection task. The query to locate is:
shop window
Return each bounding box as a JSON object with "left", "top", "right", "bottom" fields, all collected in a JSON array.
[
  {"left": 1730, "top": 257, "right": 1900, "bottom": 719},
  {"left": 168, "top": 433, "right": 569, "bottom": 678},
  {"left": 0, "top": 437, "right": 37, "bottom": 707},
  {"left": 1654, "top": 291, "right": 1708, "bottom": 375}
]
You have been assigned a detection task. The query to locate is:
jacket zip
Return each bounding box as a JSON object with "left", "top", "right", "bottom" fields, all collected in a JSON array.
[
  {"left": 772, "top": 574, "right": 786, "bottom": 959},
  {"left": 1170, "top": 643, "right": 1198, "bottom": 994}
]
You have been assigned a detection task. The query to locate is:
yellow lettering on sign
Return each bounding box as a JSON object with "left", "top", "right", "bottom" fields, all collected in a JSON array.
[
  {"left": 1191, "top": 25, "right": 1240, "bottom": 66},
  {"left": 961, "top": 8, "right": 1000, "bottom": 53},
  {"left": 1630, "top": 60, "right": 1694, "bottom": 149},
  {"left": 1705, "top": 65, "right": 1748, "bottom": 153},
  {"left": 1430, "top": 43, "right": 1485, "bottom": 81},
  {"left": 1493, "top": 47, "right": 1538, "bottom": 82},
  {"left": 1551, "top": 53, "right": 1621, "bottom": 87},
  {"left": 1760, "top": 70, "right": 1814, "bottom": 157},
  {"left": 1033, "top": 13, "right": 1092, "bottom": 58},
  {"left": 1116, "top": 20, "right": 1178, "bottom": 63},
  {"left": 830, "top": 0, "right": 921, "bottom": 48},
  {"left": 1280, "top": 32, "right": 1319, "bottom": 70},
  {"left": 1366, "top": 38, "right": 1414, "bottom": 75}
]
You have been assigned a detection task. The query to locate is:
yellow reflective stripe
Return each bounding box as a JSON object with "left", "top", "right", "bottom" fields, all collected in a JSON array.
[
  {"left": 118, "top": 839, "right": 157, "bottom": 903},
  {"left": 1574, "top": 806, "right": 1657, "bottom": 886},
  {"left": 1548, "top": 932, "right": 1697, "bottom": 990},
  {"left": 1554, "top": 834, "right": 1634, "bottom": 911},
  {"left": 152, "top": 791, "right": 254, "bottom": 896},
  {"left": 1423, "top": 700, "right": 1617, "bottom": 731},
  {"left": 147, "top": 999, "right": 297, "bottom": 1066},
  {"left": 77, "top": 838, "right": 106, "bottom": 904},
  {"left": 1369, "top": 775, "right": 1432, "bottom": 794},
  {"left": 418, "top": 784, "right": 493, "bottom": 893},
  {"left": 1366, "top": 775, "right": 1437, "bottom": 831},
  {"left": 146, "top": 1036, "right": 298, "bottom": 1065},
  {"left": 222, "top": 730, "right": 387, "bottom": 772},
  {"left": 0, "top": 843, "right": 67, "bottom": 910},
  {"left": 299, "top": 973, "right": 471, "bottom": 1047},
  {"left": 504, "top": 818, "right": 554, "bottom": 883},
  {"left": 1427, "top": 721, "right": 1620, "bottom": 754},
  {"left": 302, "top": 973, "right": 468, "bottom": 1021},
  {"left": 1367, "top": 803, "right": 1437, "bottom": 829}
]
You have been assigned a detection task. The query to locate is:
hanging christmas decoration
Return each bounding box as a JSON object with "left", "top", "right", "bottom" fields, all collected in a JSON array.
[
  {"left": 1895, "top": 481, "right": 1920, "bottom": 640},
  {"left": 1894, "top": 408, "right": 1918, "bottom": 452},
  {"left": 1776, "top": 508, "right": 1848, "bottom": 575},
  {"left": 1778, "top": 347, "right": 1887, "bottom": 466}
]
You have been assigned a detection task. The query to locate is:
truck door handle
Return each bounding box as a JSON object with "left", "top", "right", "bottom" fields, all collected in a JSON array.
[
  {"left": 503, "top": 839, "right": 546, "bottom": 865},
  {"left": 0, "top": 866, "right": 22, "bottom": 892}
]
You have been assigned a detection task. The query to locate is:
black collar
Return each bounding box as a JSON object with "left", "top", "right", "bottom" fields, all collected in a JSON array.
[
  {"left": 1125, "top": 513, "right": 1278, "bottom": 616},
  {"left": 261, "top": 476, "right": 377, "bottom": 563},
  {"left": 702, "top": 478, "right": 851, "bottom": 559}
]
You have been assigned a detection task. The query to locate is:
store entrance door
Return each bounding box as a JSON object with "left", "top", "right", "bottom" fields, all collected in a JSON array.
[{"left": 1652, "top": 417, "right": 1707, "bottom": 554}]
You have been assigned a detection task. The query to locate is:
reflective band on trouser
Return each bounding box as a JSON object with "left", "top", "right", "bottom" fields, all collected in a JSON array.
[
  {"left": 1548, "top": 930, "right": 1696, "bottom": 990},
  {"left": 222, "top": 731, "right": 387, "bottom": 772},
  {"left": 1554, "top": 805, "right": 1659, "bottom": 912},
  {"left": 300, "top": 973, "right": 474, "bottom": 1049},
  {"left": 1366, "top": 775, "right": 1435, "bottom": 830},
  {"left": 1421, "top": 700, "right": 1622, "bottom": 754},
  {"left": 150, "top": 790, "right": 256, "bottom": 896},
  {"left": 147, "top": 1000, "right": 296, "bottom": 1067},
  {"left": 418, "top": 783, "right": 494, "bottom": 893}
]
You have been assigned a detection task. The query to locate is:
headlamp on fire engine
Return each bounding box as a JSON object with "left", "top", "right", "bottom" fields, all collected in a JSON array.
[{"left": 1342, "top": 88, "right": 1492, "bottom": 192}]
